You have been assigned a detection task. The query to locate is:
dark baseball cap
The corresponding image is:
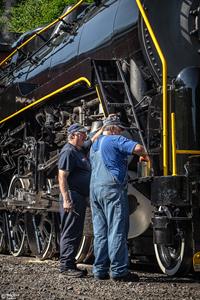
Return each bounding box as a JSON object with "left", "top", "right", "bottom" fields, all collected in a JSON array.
[
  {"left": 103, "top": 115, "right": 126, "bottom": 129},
  {"left": 67, "top": 123, "right": 88, "bottom": 134}
]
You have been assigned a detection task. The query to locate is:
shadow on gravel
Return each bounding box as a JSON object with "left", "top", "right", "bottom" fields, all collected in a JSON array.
[
  {"left": 131, "top": 262, "right": 160, "bottom": 273},
  {"left": 130, "top": 262, "right": 200, "bottom": 284},
  {"left": 139, "top": 275, "right": 200, "bottom": 284}
]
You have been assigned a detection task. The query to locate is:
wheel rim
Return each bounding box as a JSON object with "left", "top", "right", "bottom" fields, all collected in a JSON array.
[
  {"left": 154, "top": 206, "right": 192, "bottom": 276},
  {"left": 154, "top": 235, "right": 185, "bottom": 275},
  {"left": 75, "top": 206, "right": 93, "bottom": 263},
  {"left": 7, "top": 176, "right": 29, "bottom": 256},
  {"left": 8, "top": 212, "right": 27, "bottom": 256},
  {"left": 0, "top": 182, "right": 8, "bottom": 253},
  {"left": 75, "top": 236, "right": 93, "bottom": 263},
  {"left": 26, "top": 212, "right": 55, "bottom": 260},
  {"left": 35, "top": 213, "right": 54, "bottom": 259},
  {"left": 0, "top": 212, "right": 7, "bottom": 253}
]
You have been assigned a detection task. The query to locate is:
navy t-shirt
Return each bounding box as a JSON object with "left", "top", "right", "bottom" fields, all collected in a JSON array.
[
  {"left": 58, "top": 142, "right": 91, "bottom": 196},
  {"left": 91, "top": 135, "right": 137, "bottom": 184}
]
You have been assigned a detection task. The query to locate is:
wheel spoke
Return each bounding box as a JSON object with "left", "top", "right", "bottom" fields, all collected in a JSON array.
[{"left": 42, "top": 226, "right": 50, "bottom": 239}]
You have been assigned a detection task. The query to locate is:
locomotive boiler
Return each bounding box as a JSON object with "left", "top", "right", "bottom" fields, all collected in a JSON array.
[{"left": 0, "top": 0, "right": 200, "bottom": 276}]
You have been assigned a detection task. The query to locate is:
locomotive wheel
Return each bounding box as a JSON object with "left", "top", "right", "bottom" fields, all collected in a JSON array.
[
  {"left": 76, "top": 206, "right": 93, "bottom": 263},
  {"left": 26, "top": 212, "right": 56, "bottom": 260},
  {"left": 7, "top": 212, "right": 29, "bottom": 256},
  {"left": 0, "top": 182, "right": 8, "bottom": 253},
  {"left": 0, "top": 212, "right": 8, "bottom": 253},
  {"left": 154, "top": 207, "right": 192, "bottom": 276},
  {"left": 75, "top": 236, "right": 93, "bottom": 263},
  {"left": 7, "top": 176, "right": 29, "bottom": 256}
]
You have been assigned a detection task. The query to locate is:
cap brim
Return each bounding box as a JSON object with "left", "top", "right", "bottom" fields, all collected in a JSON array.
[
  {"left": 78, "top": 128, "right": 88, "bottom": 133},
  {"left": 102, "top": 122, "right": 127, "bottom": 129},
  {"left": 118, "top": 125, "right": 126, "bottom": 129}
]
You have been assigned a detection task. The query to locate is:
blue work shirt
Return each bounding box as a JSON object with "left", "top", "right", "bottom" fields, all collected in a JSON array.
[
  {"left": 58, "top": 142, "right": 91, "bottom": 196},
  {"left": 90, "top": 135, "right": 137, "bottom": 184}
]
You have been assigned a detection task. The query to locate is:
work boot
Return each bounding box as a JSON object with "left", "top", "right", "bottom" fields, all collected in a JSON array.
[{"left": 60, "top": 268, "right": 87, "bottom": 278}]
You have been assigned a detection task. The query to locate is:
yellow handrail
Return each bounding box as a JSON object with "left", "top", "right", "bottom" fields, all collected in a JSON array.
[
  {"left": 0, "top": 77, "right": 91, "bottom": 124},
  {"left": 95, "top": 85, "right": 106, "bottom": 117},
  {"left": 171, "top": 113, "right": 177, "bottom": 176},
  {"left": 136, "top": 0, "right": 168, "bottom": 176},
  {"left": 176, "top": 150, "right": 200, "bottom": 155},
  {"left": 171, "top": 113, "right": 200, "bottom": 175},
  {"left": 0, "top": 0, "right": 85, "bottom": 67}
]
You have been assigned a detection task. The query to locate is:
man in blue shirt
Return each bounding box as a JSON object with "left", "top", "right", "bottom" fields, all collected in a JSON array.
[
  {"left": 58, "top": 123, "right": 102, "bottom": 278},
  {"left": 90, "top": 115, "right": 149, "bottom": 281}
]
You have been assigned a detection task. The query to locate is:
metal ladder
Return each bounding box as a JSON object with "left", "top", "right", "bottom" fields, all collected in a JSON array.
[{"left": 93, "top": 59, "right": 147, "bottom": 151}]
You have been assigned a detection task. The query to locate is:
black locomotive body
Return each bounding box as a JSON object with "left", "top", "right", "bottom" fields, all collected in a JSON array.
[{"left": 0, "top": 0, "right": 200, "bottom": 276}]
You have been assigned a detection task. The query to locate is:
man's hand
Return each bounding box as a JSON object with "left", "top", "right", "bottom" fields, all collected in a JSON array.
[
  {"left": 139, "top": 154, "right": 150, "bottom": 162},
  {"left": 133, "top": 144, "right": 150, "bottom": 162},
  {"left": 63, "top": 200, "right": 74, "bottom": 212}
]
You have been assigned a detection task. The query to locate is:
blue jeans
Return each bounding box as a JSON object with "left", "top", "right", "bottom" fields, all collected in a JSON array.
[{"left": 90, "top": 184, "right": 129, "bottom": 278}]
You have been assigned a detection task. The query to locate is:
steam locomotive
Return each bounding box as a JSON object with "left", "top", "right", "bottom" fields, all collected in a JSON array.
[{"left": 0, "top": 0, "right": 200, "bottom": 276}]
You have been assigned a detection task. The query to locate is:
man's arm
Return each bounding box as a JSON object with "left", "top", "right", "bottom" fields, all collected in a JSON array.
[
  {"left": 133, "top": 144, "right": 150, "bottom": 162},
  {"left": 58, "top": 169, "right": 73, "bottom": 212},
  {"left": 90, "top": 127, "right": 103, "bottom": 143},
  {"left": 82, "top": 127, "right": 103, "bottom": 152}
]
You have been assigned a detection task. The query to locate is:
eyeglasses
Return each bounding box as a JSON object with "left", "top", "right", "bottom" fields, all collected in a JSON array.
[{"left": 74, "top": 131, "right": 87, "bottom": 137}]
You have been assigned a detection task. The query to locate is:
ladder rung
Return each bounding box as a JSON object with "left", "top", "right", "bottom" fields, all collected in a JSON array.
[
  {"left": 101, "top": 80, "right": 123, "bottom": 84},
  {"left": 107, "top": 103, "right": 131, "bottom": 108}
]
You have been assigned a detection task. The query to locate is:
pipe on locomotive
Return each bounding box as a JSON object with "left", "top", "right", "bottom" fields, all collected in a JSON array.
[
  {"left": 136, "top": 0, "right": 168, "bottom": 176},
  {"left": 0, "top": 0, "right": 85, "bottom": 67}
]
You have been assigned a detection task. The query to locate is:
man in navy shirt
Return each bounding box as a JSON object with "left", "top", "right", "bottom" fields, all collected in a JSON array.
[
  {"left": 90, "top": 115, "right": 149, "bottom": 281},
  {"left": 58, "top": 123, "right": 102, "bottom": 277}
]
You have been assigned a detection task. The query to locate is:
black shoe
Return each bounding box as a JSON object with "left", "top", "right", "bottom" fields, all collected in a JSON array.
[
  {"left": 94, "top": 274, "right": 110, "bottom": 280},
  {"left": 112, "top": 272, "right": 139, "bottom": 282},
  {"left": 60, "top": 268, "right": 86, "bottom": 278},
  {"left": 75, "top": 267, "right": 88, "bottom": 276}
]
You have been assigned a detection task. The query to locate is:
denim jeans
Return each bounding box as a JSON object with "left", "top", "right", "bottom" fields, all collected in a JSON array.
[{"left": 90, "top": 184, "right": 129, "bottom": 278}]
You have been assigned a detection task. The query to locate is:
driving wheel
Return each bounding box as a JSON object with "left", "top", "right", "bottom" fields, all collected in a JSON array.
[
  {"left": 7, "top": 176, "right": 29, "bottom": 256},
  {"left": 154, "top": 207, "right": 192, "bottom": 276},
  {"left": 26, "top": 212, "right": 56, "bottom": 260}
]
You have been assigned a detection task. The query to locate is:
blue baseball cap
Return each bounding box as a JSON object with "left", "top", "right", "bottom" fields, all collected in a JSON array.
[
  {"left": 103, "top": 115, "right": 126, "bottom": 129},
  {"left": 67, "top": 123, "right": 88, "bottom": 134}
]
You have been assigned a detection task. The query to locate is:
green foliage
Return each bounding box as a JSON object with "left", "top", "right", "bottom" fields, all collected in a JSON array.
[
  {"left": 9, "top": 0, "right": 93, "bottom": 33},
  {"left": 0, "top": 0, "right": 4, "bottom": 26}
]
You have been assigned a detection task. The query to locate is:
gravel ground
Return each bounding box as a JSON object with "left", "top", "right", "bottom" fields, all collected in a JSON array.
[{"left": 0, "top": 255, "right": 200, "bottom": 300}]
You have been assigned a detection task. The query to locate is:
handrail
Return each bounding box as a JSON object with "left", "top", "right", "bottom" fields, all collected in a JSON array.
[
  {"left": 0, "top": 0, "right": 85, "bottom": 68},
  {"left": 171, "top": 113, "right": 177, "bottom": 176},
  {"left": 95, "top": 85, "right": 106, "bottom": 117},
  {"left": 176, "top": 150, "right": 200, "bottom": 155},
  {"left": 171, "top": 112, "right": 200, "bottom": 176},
  {"left": 136, "top": 0, "right": 168, "bottom": 176},
  {"left": 0, "top": 77, "right": 91, "bottom": 124}
]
